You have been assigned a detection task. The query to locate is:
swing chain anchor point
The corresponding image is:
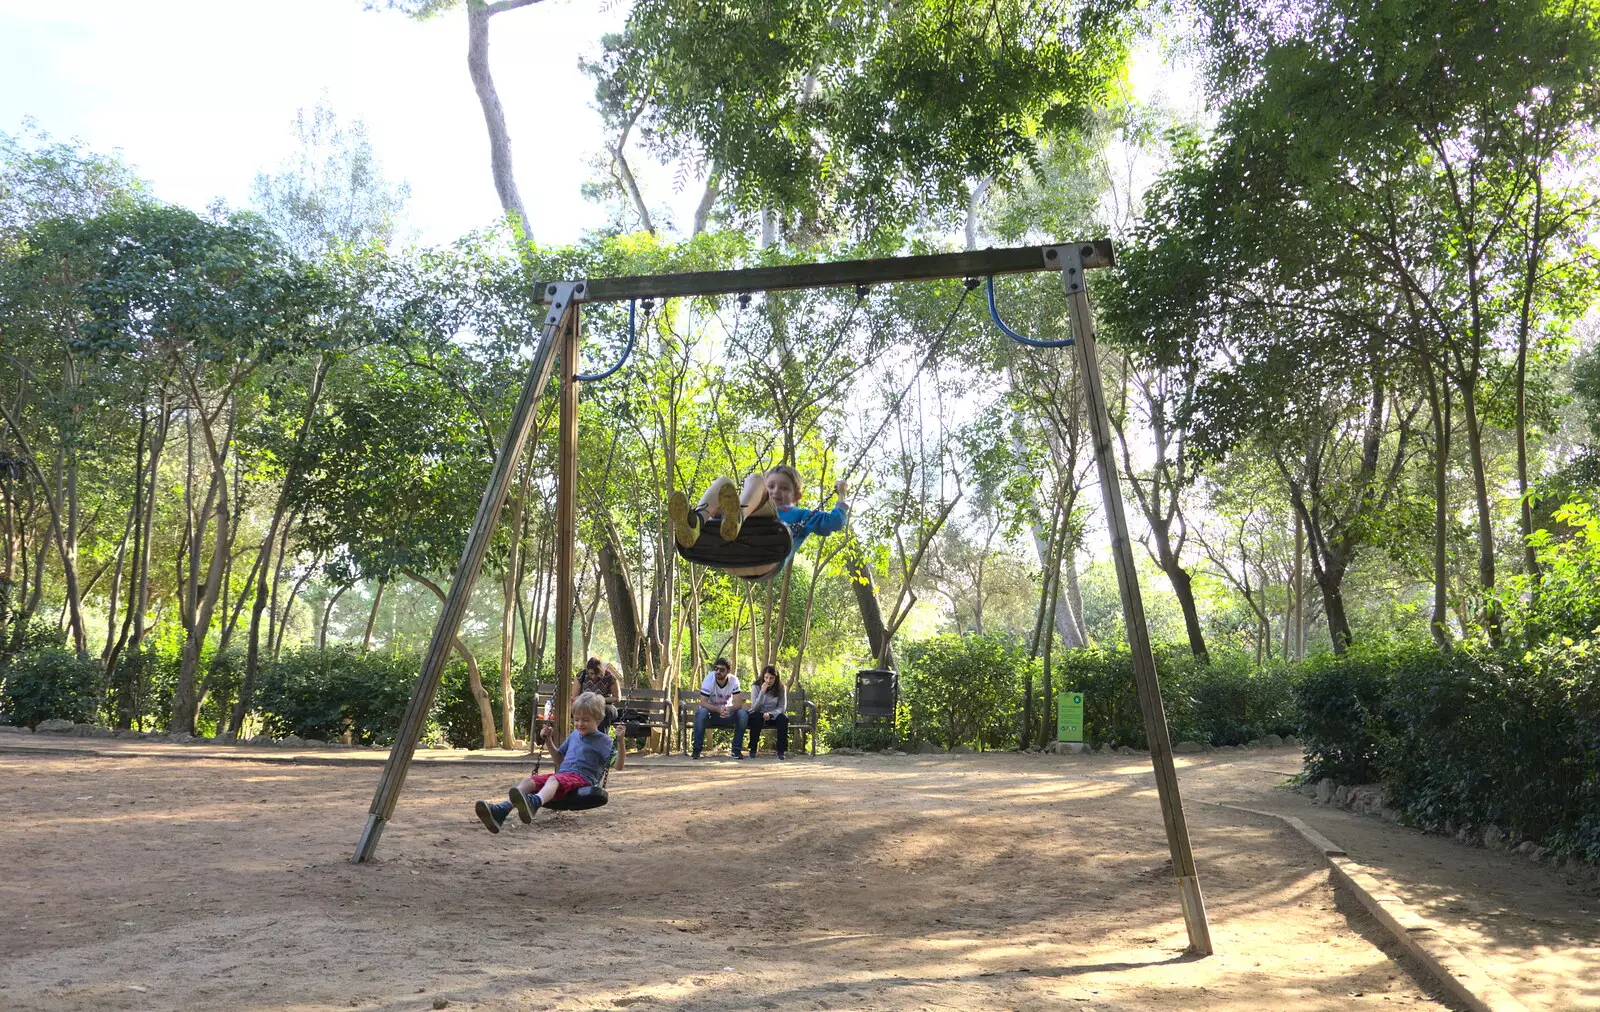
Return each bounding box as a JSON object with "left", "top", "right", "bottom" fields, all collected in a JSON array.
[{"left": 1045, "top": 244, "right": 1089, "bottom": 294}]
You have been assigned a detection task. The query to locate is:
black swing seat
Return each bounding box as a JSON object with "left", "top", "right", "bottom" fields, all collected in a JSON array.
[
  {"left": 544, "top": 785, "right": 609, "bottom": 812},
  {"left": 674, "top": 513, "right": 795, "bottom": 569}
]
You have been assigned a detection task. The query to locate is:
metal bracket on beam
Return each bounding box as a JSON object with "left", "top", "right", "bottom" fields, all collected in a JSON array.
[{"left": 1045, "top": 243, "right": 1099, "bottom": 295}]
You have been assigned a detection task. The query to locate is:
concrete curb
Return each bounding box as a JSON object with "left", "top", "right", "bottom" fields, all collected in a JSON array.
[{"left": 1214, "top": 803, "right": 1527, "bottom": 1012}]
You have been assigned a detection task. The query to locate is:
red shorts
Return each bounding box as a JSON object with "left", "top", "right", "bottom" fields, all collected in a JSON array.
[{"left": 529, "top": 772, "right": 591, "bottom": 799}]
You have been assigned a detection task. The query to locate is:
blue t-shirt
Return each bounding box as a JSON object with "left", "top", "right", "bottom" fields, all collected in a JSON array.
[
  {"left": 555, "top": 729, "right": 614, "bottom": 784},
  {"left": 776, "top": 503, "right": 849, "bottom": 568}
]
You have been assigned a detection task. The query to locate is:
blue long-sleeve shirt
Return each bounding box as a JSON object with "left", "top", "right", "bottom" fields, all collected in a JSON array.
[{"left": 776, "top": 502, "right": 850, "bottom": 569}]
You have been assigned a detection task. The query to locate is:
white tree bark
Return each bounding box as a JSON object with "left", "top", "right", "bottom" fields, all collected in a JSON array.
[{"left": 465, "top": 0, "right": 545, "bottom": 242}]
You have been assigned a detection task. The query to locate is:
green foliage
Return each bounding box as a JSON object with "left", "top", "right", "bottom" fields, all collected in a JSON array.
[
  {"left": 1575, "top": 344, "right": 1600, "bottom": 444},
  {"left": 1291, "top": 648, "right": 1392, "bottom": 783},
  {"left": 0, "top": 646, "right": 107, "bottom": 728},
  {"left": 1, "top": 122, "right": 147, "bottom": 232},
  {"left": 435, "top": 658, "right": 505, "bottom": 750},
  {"left": 1186, "top": 656, "right": 1300, "bottom": 746},
  {"left": 1505, "top": 500, "right": 1600, "bottom": 645},
  {"left": 1054, "top": 646, "right": 1298, "bottom": 749},
  {"left": 253, "top": 647, "right": 418, "bottom": 745},
  {"left": 250, "top": 99, "right": 410, "bottom": 256},
  {"left": 592, "top": 0, "right": 1137, "bottom": 233},
  {"left": 1293, "top": 636, "right": 1600, "bottom": 863},
  {"left": 900, "top": 633, "right": 1027, "bottom": 750}
]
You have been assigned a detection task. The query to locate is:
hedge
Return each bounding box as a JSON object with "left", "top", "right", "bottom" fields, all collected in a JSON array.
[
  {"left": 1053, "top": 646, "right": 1298, "bottom": 749},
  {"left": 1297, "top": 642, "right": 1600, "bottom": 864}
]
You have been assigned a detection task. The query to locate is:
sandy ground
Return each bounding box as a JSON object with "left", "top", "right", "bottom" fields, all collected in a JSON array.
[
  {"left": 0, "top": 746, "right": 1472, "bottom": 1012},
  {"left": 1201, "top": 761, "right": 1600, "bottom": 1011}
]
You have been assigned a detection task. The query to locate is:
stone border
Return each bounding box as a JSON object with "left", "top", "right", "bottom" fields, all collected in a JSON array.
[{"left": 1214, "top": 803, "right": 1528, "bottom": 1012}]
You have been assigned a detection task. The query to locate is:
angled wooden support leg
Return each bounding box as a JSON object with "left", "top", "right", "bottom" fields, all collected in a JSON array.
[
  {"left": 352, "top": 281, "right": 582, "bottom": 864},
  {"left": 1056, "top": 245, "right": 1214, "bottom": 955}
]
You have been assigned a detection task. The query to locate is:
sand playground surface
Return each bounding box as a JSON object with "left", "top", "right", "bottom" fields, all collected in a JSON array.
[{"left": 0, "top": 744, "right": 1510, "bottom": 1011}]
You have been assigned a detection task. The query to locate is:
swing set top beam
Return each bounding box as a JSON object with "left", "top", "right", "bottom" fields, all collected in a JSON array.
[{"left": 534, "top": 240, "right": 1113, "bottom": 305}]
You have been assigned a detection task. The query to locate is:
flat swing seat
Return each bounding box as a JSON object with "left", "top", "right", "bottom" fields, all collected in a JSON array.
[
  {"left": 544, "top": 785, "right": 609, "bottom": 812},
  {"left": 675, "top": 514, "right": 795, "bottom": 569}
]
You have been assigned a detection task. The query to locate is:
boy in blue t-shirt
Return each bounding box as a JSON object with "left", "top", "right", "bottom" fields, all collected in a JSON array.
[
  {"left": 668, "top": 465, "right": 851, "bottom": 582},
  {"left": 474, "top": 692, "right": 614, "bottom": 833}
]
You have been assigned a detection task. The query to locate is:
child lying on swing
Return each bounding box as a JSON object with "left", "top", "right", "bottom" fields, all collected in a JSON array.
[{"left": 668, "top": 465, "right": 851, "bottom": 581}]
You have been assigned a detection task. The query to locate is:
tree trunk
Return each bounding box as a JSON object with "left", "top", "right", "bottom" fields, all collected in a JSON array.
[
  {"left": 600, "top": 531, "right": 647, "bottom": 679},
  {"left": 1291, "top": 511, "right": 1305, "bottom": 660},
  {"left": 273, "top": 563, "right": 314, "bottom": 658},
  {"left": 1455, "top": 376, "right": 1497, "bottom": 600},
  {"left": 0, "top": 400, "right": 88, "bottom": 654},
  {"left": 172, "top": 470, "right": 230, "bottom": 734},
  {"left": 362, "top": 580, "right": 385, "bottom": 651},
  {"left": 1425, "top": 364, "right": 1452, "bottom": 647},
  {"left": 1063, "top": 547, "right": 1089, "bottom": 647},
  {"left": 318, "top": 583, "right": 348, "bottom": 649},
  {"left": 406, "top": 570, "right": 500, "bottom": 749},
  {"left": 1162, "top": 559, "right": 1209, "bottom": 664},
  {"left": 465, "top": 0, "right": 536, "bottom": 241},
  {"left": 848, "top": 550, "right": 895, "bottom": 670},
  {"left": 1318, "top": 569, "right": 1353, "bottom": 655}
]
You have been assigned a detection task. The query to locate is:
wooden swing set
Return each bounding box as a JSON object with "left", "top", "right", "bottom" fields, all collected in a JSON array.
[{"left": 349, "top": 240, "right": 1215, "bottom": 956}]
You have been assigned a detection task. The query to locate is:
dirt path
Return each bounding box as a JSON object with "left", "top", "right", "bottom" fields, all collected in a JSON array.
[
  {"left": 1, "top": 747, "right": 1462, "bottom": 1011},
  {"left": 1187, "top": 750, "right": 1600, "bottom": 1011}
]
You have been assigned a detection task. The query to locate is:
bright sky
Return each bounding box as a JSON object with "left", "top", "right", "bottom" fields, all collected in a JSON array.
[
  {"left": 2, "top": 1, "right": 1200, "bottom": 250},
  {"left": 0, "top": 0, "right": 634, "bottom": 247}
]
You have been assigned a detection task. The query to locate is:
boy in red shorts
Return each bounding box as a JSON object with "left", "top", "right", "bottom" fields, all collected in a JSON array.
[{"left": 474, "top": 692, "right": 613, "bottom": 833}]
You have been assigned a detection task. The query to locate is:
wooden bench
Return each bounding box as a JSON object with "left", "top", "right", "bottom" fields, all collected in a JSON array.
[
  {"left": 614, "top": 687, "right": 673, "bottom": 767},
  {"left": 535, "top": 681, "right": 674, "bottom": 768},
  {"left": 676, "top": 689, "right": 819, "bottom": 756}
]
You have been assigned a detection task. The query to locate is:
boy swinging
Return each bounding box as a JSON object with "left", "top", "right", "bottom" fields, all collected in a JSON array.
[{"left": 668, "top": 465, "right": 851, "bottom": 580}]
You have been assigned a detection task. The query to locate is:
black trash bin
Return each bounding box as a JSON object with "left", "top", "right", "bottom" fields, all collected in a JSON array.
[{"left": 854, "top": 668, "right": 898, "bottom": 729}]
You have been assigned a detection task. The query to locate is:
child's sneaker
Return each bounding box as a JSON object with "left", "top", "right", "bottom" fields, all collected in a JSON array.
[
  {"left": 509, "top": 786, "right": 541, "bottom": 823},
  {"left": 668, "top": 490, "right": 701, "bottom": 548},
  {"left": 475, "top": 799, "right": 512, "bottom": 834},
  {"left": 716, "top": 482, "right": 743, "bottom": 542}
]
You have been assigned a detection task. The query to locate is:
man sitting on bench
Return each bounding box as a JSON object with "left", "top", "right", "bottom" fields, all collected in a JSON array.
[{"left": 692, "top": 657, "right": 749, "bottom": 759}]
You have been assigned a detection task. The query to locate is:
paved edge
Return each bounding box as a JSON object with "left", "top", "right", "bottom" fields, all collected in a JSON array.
[{"left": 1213, "top": 802, "right": 1529, "bottom": 1012}]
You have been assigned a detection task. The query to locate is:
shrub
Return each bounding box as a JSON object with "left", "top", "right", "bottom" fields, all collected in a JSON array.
[
  {"left": 1185, "top": 655, "right": 1300, "bottom": 745},
  {"left": 1291, "top": 647, "right": 1391, "bottom": 783},
  {"left": 1053, "top": 646, "right": 1193, "bottom": 748},
  {"left": 107, "top": 646, "right": 158, "bottom": 730},
  {"left": 253, "top": 646, "right": 417, "bottom": 744},
  {"left": 0, "top": 646, "right": 106, "bottom": 728},
  {"left": 1374, "top": 642, "right": 1600, "bottom": 863},
  {"left": 196, "top": 648, "right": 244, "bottom": 737},
  {"left": 435, "top": 658, "right": 505, "bottom": 749},
  {"left": 1050, "top": 646, "right": 1299, "bottom": 749},
  {"left": 900, "top": 633, "right": 1026, "bottom": 751}
]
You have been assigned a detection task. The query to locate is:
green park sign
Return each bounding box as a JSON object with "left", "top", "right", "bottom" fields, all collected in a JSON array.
[{"left": 1057, "top": 691, "right": 1084, "bottom": 743}]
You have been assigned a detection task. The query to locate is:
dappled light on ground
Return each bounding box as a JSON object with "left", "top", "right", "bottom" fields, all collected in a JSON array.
[{"left": 0, "top": 751, "right": 1464, "bottom": 1010}]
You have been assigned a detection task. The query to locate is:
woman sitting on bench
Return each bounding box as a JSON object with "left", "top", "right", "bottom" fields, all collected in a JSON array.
[{"left": 743, "top": 664, "right": 791, "bottom": 760}]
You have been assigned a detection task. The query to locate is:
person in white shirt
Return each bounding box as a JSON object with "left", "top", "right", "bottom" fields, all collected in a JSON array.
[{"left": 691, "top": 657, "right": 749, "bottom": 759}]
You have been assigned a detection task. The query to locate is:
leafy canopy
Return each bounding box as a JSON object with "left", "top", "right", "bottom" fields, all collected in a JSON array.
[{"left": 592, "top": 0, "right": 1139, "bottom": 234}]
